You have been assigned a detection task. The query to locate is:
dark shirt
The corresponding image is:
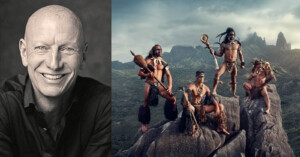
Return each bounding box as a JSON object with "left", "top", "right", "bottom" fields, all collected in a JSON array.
[{"left": 0, "top": 74, "right": 111, "bottom": 157}]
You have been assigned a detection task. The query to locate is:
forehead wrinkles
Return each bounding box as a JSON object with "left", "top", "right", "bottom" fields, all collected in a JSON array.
[{"left": 24, "top": 5, "right": 85, "bottom": 44}]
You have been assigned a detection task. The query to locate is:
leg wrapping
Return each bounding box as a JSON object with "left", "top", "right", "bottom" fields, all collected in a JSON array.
[
  {"left": 164, "top": 99, "right": 178, "bottom": 121},
  {"left": 138, "top": 105, "right": 151, "bottom": 124},
  {"left": 195, "top": 105, "right": 207, "bottom": 123},
  {"left": 214, "top": 110, "right": 227, "bottom": 130},
  {"left": 179, "top": 109, "right": 193, "bottom": 133}
]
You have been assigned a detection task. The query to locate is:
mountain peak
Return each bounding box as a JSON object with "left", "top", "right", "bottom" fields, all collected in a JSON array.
[{"left": 276, "top": 32, "right": 291, "bottom": 50}]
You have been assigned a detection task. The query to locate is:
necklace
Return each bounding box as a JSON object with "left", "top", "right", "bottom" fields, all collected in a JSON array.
[{"left": 195, "top": 82, "right": 204, "bottom": 98}]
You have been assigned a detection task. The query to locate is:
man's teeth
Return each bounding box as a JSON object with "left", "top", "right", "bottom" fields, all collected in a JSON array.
[{"left": 42, "top": 74, "right": 64, "bottom": 80}]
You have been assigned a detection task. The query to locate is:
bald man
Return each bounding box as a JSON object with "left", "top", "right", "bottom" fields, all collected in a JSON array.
[{"left": 0, "top": 5, "right": 111, "bottom": 157}]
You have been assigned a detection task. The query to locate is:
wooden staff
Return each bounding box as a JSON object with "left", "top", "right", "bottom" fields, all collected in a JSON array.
[
  {"left": 180, "top": 87, "right": 200, "bottom": 135},
  {"left": 200, "top": 34, "right": 219, "bottom": 70},
  {"left": 130, "top": 50, "right": 173, "bottom": 96}
]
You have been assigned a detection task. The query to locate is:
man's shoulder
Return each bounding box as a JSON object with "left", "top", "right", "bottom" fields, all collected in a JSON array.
[
  {"left": 187, "top": 83, "right": 195, "bottom": 90},
  {"left": 75, "top": 76, "right": 111, "bottom": 115},
  {"left": 0, "top": 74, "right": 25, "bottom": 110},
  {"left": 76, "top": 76, "right": 111, "bottom": 98},
  {"left": 234, "top": 40, "right": 241, "bottom": 46},
  {"left": 145, "top": 58, "right": 152, "bottom": 63},
  {"left": 1, "top": 74, "right": 26, "bottom": 93},
  {"left": 203, "top": 84, "right": 210, "bottom": 91}
]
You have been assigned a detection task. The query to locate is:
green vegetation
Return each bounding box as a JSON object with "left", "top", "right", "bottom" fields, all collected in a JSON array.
[{"left": 112, "top": 34, "right": 300, "bottom": 155}]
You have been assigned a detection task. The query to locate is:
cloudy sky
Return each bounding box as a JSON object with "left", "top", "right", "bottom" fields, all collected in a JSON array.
[{"left": 112, "top": 0, "right": 300, "bottom": 62}]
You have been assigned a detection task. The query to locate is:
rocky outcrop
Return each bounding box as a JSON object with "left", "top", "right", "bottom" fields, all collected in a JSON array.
[
  {"left": 115, "top": 95, "right": 244, "bottom": 157},
  {"left": 240, "top": 84, "right": 295, "bottom": 157},
  {"left": 212, "top": 130, "right": 246, "bottom": 157},
  {"left": 115, "top": 84, "right": 295, "bottom": 157},
  {"left": 276, "top": 32, "right": 291, "bottom": 50}
]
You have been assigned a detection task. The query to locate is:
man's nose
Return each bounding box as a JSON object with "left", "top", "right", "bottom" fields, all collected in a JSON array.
[{"left": 46, "top": 48, "right": 63, "bottom": 70}]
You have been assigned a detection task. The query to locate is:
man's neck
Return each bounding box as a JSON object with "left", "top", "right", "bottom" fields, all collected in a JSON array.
[
  {"left": 152, "top": 55, "right": 161, "bottom": 59},
  {"left": 195, "top": 82, "right": 203, "bottom": 87},
  {"left": 33, "top": 87, "right": 74, "bottom": 115}
]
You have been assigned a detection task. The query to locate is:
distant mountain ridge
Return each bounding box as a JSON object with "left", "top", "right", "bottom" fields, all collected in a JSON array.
[
  {"left": 112, "top": 32, "right": 300, "bottom": 156},
  {"left": 113, "top": 32, "right": 300, "bottom": 77}
]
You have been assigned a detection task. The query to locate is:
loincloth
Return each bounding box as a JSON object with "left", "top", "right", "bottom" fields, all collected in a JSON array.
[
  {"left": 146, "top": 80, "right": 159, "bottom": 106},
  {"left": 225, "top": 61, "right": 237, "bottom": 73},
  {"left": 192, "top": 103, "right": 207, "bottom": 123},
  {"left": 250, "top": 86, "right": 264, "bottom": 99},
  {"left": 145, "top": 80, "right": 159, "bottom": 86}
]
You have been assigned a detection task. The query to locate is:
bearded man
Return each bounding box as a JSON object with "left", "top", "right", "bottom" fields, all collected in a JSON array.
[
  {"left": 138, "top": 44, "right": 177, "bottom": 133},
  {"left": 210, "top": 27, "right": 245, "bottom": 98}
]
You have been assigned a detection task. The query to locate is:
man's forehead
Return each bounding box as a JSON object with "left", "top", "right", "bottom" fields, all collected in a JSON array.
[
  {"left": 196, "top": 73, "right": 205, "bottom": 77},
  {"left": 25, "top": 5, "right": 83, "bottom": 41}
]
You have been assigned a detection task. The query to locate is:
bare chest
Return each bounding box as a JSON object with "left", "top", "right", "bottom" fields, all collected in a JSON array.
[
  {"left": 192, "top": 87, "right": 206, "bottom": 102},
  {"left": 224, "top": 42, "right": 239, "bottom": 50},
  {"left": 149, "top": 60, "right": 164, "bottom": 70}
]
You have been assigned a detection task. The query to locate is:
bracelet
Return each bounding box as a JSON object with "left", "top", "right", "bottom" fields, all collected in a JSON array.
[{"left": 241, "top": 62, "right": 245, "bottom": 66}]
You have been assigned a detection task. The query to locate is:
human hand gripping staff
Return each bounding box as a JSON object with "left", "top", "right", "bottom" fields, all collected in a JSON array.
[
  {"left": 131, "top": 48, "right": 177, "bottom": 133},
  {"left": 130, "top": 50, "right": 174, "bottom": 97},
  {"left": 201, "top": 34, "right": 219, "bottom": 70}
]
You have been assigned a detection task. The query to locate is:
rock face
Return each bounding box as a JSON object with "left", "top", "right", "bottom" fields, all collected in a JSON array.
[
  {"left": 240, "top": 84, "right": 295, "bottom": 157},
  {"left": 212, "top": 130, "right": 246, "bottom": 157},
  {"left": 115, "top": 84, "right": 295, "bottom": 157},
  {"left": 276, "top": 32, "right": 291, "bottom": 50},
  {"left": 115, "top": 95, "right": 244, "bottom": 157}
]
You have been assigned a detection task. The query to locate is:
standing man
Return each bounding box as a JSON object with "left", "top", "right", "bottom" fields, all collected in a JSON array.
[
  {"left": 210, "top": 27, "right": 245, "bottom": 98},
  {"left": 0, "top": 5, "right": 111, "bottom": 157},
  {"left": 243, "top": 60, "right": 276, "bottom": 114},
  {"left": 180, "top": 71, "right": 230, "bottom": 135},
  {"left": 138, "top": 44, "right": 177, "bottom": 133}
]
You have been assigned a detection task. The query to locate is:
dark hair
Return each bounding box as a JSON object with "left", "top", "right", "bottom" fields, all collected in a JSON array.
[
  {"left": 196, "top": 70, "right": 205, "bottom": 77},
  {"left": 146, "top": 44, "right": 161, "bottom": 59},
  {"left": 216, "top": 27, "right": 239, "bottom": 44},
  {"left": 251, "top": 59, "right": 263, "bottom": 73}
]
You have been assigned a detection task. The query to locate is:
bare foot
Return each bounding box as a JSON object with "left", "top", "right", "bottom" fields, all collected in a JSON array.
[
  {"left": 265, "top": 109, "right": 270, "bottom": 114},
  {"left": 217, "top": 128, "right": 230, "bottom": 135},
  {"left": 233, "top": 94, "right": 239, "bottom": 98},
  {"left": 212, "top": 90, "right": 217, "bottom": 95},
  {"left": 142, "top": 124, "right": 148, "bottom": 133}
]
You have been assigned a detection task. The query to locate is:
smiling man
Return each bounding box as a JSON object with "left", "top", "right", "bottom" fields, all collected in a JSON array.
[{"left": 0, "top": 5, "right": 111, "bottom": 157}]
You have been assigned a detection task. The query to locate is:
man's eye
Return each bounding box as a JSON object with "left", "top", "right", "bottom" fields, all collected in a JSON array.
[
  {"left": 34, "top": 46, "right": 49, "bottom": 54},
  {"left": 59, "top": 47, "right": 77, "bottom": 54},
  {"left": 34, "top": 46, "right": 49, "bottom": 50}
]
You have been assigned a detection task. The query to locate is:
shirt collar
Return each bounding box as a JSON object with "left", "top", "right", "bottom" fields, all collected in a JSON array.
[{"left": 23, "top": 76, "right": 35, "bottom": 109}]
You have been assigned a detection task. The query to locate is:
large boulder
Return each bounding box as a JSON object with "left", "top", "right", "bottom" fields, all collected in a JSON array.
[
  {"left": 115, "top": 95, "right": 243, "bottom": 157},
  {"left": 212, "top": 130, "right": 246, "bottom": 157},
  {"left": 240, "top": 84, "right": 295, "bottom": 157}
]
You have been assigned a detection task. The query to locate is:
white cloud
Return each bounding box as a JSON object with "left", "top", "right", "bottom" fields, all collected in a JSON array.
[{"left": 113, "top": 0, "right": 300, "bottom": 62}]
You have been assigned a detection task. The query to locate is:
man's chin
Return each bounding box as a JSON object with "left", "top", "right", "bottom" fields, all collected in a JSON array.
[{"left": 39, "top": 87, "right": 65, "bottom": 97}]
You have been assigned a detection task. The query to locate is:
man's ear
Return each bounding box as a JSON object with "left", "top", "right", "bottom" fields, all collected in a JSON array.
[
  {"left": 19, "top": 38, "right": 28, "bottom": 67},
  {"left": 80, "top": 42, "right": 88, "bottom": 70}
]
